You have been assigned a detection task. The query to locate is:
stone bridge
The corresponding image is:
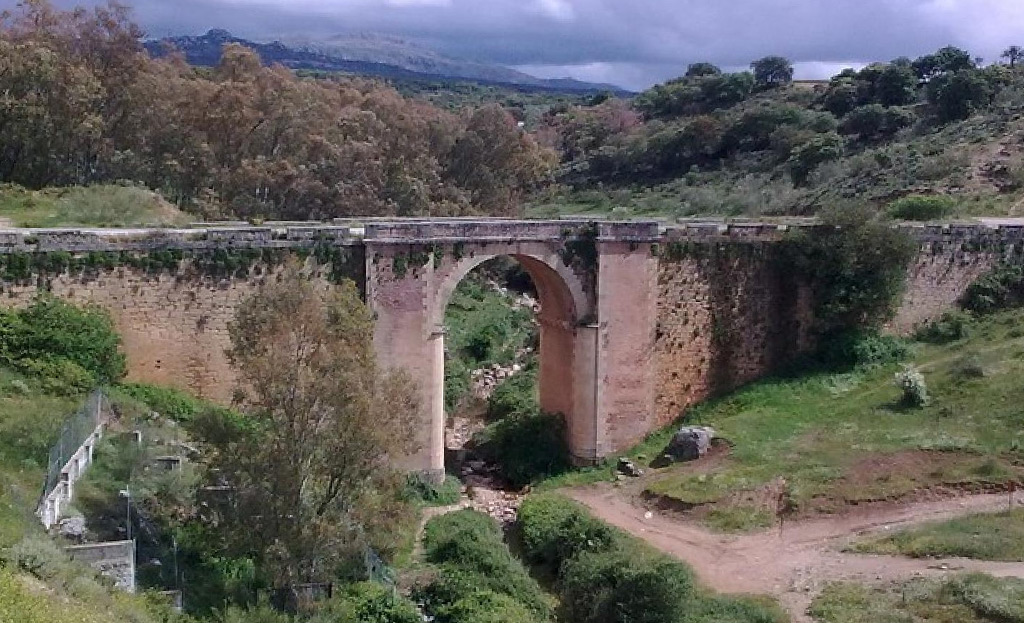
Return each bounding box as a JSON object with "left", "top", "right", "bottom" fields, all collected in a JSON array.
[{"left": 0, "top": 218, "right": 1018, "bottom": 475}]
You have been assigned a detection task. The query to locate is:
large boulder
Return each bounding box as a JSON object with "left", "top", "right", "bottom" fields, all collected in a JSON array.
[
  {"left": 665, "top": 426, "right": 715, "bottom": 462},
  {"left": 617, "top": 457, "right": 643, "bottom": 477}
]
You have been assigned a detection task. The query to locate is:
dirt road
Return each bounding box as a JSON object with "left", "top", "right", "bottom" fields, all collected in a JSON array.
[{"left": 567, "top": 486, "right": 1024, "bottom": 622}]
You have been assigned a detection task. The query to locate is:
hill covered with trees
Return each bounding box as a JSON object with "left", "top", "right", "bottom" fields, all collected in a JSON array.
[
  {"left": 0, "top": 2, "right": 555, "bottom": 221},
  {"left": 531, "top": 48, "right": 1024, "bottom": 220},
  {"left": 2, "top": 1, "right": 1024, "bottom": 225}
]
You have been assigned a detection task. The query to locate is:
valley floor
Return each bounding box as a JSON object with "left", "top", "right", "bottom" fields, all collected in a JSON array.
[{"left": 568, "top": 485, "right": 1024, "bottom": 622}]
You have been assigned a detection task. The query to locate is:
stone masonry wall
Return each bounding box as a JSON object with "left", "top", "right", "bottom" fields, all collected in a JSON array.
[
  {"left": 653, "top": 236, "right": 814, "bottom": 427},
  {"left": 0, "top": 226, "right": 364, "bottom": 402},
  {"left": 1, "top": 262, "right": 342, "bottom": 402},
  {"left": 890, "top": 224, "right": 1024, "bottom": 334},
  {"left": 1, "top": 220, "right": 1022, "bottom": 460}
]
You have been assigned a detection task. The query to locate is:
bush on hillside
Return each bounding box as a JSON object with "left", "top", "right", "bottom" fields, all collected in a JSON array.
[
  {"left": 516, "top": 494, "right": 790, "bottom": 623},
  {"left": 472, "top": 410, "right": 570, "bottom": 487},
  {"left": 516, "top": 494, "right": 616, "bottom": 573},
  {"left": 816, "top": 330, "right": 909, "bottom": 370},
  {"left": 915, "top": 310, "right": 973, "bottom": 343},
  {"left": 888, "top": 195, "right": 957, "bottom": 220},
  {"left": 559, "top": 549, "right": 695, "bottom": 623},
  {"left": 420, "top": 511, "right": 552, "bottom": 620},
  {"left": 308, "top": 582, "right": 421, "bottom": 623},
  {"left": 486, "top": 366, "right": 539, "bottom": 421},
  {"left": 0, "top": 297, "right": 125, "bottom": 391},
  {"left": 962, "top": 264, "right": 1024, "bottom": 314},
  {"left": 422, "top": 581, "right": 542, "bottom": 623},
  {"left": 783, "top": 207, "right": 917, "bottom": 334},
  {"left": 895, "top": 365, "right": 930, "bottom": 407},
  {"left": 788, "top": 132, "right": 844, "bottom": 186},
  {"left": 114, "top": 384, "right": 203, "bottom": 423},
  {"left": 403, "top": 473, "right": 461, "bottom": 507}
]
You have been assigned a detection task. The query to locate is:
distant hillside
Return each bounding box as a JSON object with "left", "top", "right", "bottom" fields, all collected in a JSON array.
[
  {"left": 146, "top": 29, "right": 629, "bottom": 95},
  {"left": 528, "top": 50, "right": 1024, "bottom": 221}
]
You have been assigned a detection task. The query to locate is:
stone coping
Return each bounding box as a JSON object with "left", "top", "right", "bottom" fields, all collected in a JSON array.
[{"left": 0, "top": 218, "right": 1020, "bottom": 253}]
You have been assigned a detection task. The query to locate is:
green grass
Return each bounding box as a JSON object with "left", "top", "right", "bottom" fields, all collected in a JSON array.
[
  {"left": 703, "top": 505, "right": 776, "bottom": 533},
  {"left": 443, "top": 267, "right": 537, "bottom": 412},
  {"left": 851, "top": 508, "right": 1024, "bottom": 561},
  {"left": 0, "top": 184, "right": 190, "bottom": 228},
  {"left": 0, "top": 369, "right": 79, "bottom": 549},
  {"left": 810, "top": 574, "right": 1024, "bottom": 623},
  {"left": 542, "top": 309, "right": 1024, "bottom": 528}
]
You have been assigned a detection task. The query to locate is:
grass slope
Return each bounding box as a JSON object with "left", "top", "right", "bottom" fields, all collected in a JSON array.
[
  {"left": 810, "top": 574, "right": 1024, "bottom": 623},
  {"left": 0, "top": 373, "right": 181, "bottom": 622},
  {"left": 544, "top": 309, "right": 1024, "bottom": 530},
  {"left": 0, "top": 184, "right": 191, "bottom": 228},
  {"left": 851, "top": 508, "right": 1024, "bottom": 561},
  {"left": 529, "top": 84, "right": 1024, "bottom": 221}
]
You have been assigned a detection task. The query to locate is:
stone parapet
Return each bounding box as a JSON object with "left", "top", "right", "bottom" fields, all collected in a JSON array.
[{"left": 0, "top": 219, "right": 1022, "bottom": 254}]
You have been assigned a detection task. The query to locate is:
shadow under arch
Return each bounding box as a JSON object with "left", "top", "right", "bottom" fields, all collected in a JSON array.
[{"left": 432, "top": 251, "right": 596, "bottom": 463}]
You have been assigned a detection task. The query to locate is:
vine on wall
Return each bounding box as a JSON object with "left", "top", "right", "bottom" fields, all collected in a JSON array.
[{"left": 0, "top": 243, "right": 366, "bottom": 290}]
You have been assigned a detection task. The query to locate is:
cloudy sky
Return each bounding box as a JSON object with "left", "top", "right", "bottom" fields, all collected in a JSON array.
[{"left": 26, "top": 0, "right": 1024, "bottom": 90}]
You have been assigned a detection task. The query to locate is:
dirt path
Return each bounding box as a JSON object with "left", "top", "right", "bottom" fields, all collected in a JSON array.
[{"left": 567, "top": 486, "right": 1024, "bottom": 623}]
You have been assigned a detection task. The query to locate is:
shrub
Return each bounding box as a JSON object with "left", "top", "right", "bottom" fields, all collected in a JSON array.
[
  {"left": 0, "top": 297, "right": 125, "bottom": 387},
  {"left": 311, "top": 582, "right": 421, "bottom": 623},
  {"left": 3, "top": 536, "right": 72, "bottom": 581},
  {"left": 783, "top": 207, "right": 917, "bottom": 334},
  {"left": 788, "top": 132, "right": 844, "bottom": 186},
  {"left": 472, "top": 410, "right": 571, "bottom": 487},
  {"left": 962, "top": 264, "right": 1024, "bottom": 314},
  {"left": 403, "top": 474, "right": 461, "bottom": 507},
  {"left": 115, "top": 383, "right": 203, "bottom": 422},
  {"left": 950, "top": 354, "right": 986, "bottom": 380},
  {"left": 888, "top": 195, "right": 956, "bottom": 220},
  {"left": 431, "top": 588, "right": 541, "bottom": 623},
  {"left": 16, "top": 357, "right": 94, "bottom": 395},
  {"left": 216, "top": 603, "right": 292, "bottom": 623},
  {"left": 895, "top": 365, "right": 929, "bottom": 407},
  {"left": 915, "top": 310, "right": 972, "bottom": 343},
  {"left": 486, "top": 367, "right": 538, "bottom": 421},
  {"left": 420, "top": 511, "right": 552, "bottom": 620},
  {"left": 517, "top": 494, "right": 616, "bottom": 574},
  {"left": 560, "top": 549, "right": 694, "bottom": 623},
  {"left": 817, "top": 330, "right": 909, "bottom": 369}
]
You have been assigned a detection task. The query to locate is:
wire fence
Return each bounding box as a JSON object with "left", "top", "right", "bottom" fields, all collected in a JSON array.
[{"left": 41, "top": 390, "right": 106, "bottom": 498}]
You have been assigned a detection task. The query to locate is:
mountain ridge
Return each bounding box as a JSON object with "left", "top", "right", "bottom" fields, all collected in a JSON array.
[{"left": 145, "top": 29, "right": 630, "bottom": 95}]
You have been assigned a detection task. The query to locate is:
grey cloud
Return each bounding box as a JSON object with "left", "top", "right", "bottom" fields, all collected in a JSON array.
[{"left": 21, "top": 0, "right": 1024, "bottom": 89}]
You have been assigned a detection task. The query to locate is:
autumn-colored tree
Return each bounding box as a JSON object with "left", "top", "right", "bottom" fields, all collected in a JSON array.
[
  {"left": 193, "top": 264, "right": 421, "bottom": 587},
  {"left": 446, "top": 104, "right": 556, "bottom": 216},
  {"left": 0, "top": 1, "right": 555, "bottom": 218}
]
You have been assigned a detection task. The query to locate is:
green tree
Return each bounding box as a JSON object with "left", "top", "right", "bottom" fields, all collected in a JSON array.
[
  {"left": 821, "top": 78, "right": 860, "bottom": 117},
  {"left": 913, "top": 46, "right": 975, "bottom": 80},
  {"left": 751, "top": 55, "right": 794, "bottom": 88},
  {"left": 788, "top": 132, "right": 843, "bottom": 186},
  {"left": 926, "top": 69, "right": 994, "bottom": 122},
  {"left": 875, "top": 63, "right": 918, "bottom": 106},
  {"left": 195, "top": 263, "right": 421, "bottom": 588},
  {"left": 685, "top": 62, "right": 721, "bottom": 77},
  {"left": 0, "top": 296, "right": 126, "bottom": 389},
  {"left": 784, "top": 207, "right": 917, "bottom": 334},
  {"left": 1000, "top": 45, "right": 1023, "bottom": 67}
]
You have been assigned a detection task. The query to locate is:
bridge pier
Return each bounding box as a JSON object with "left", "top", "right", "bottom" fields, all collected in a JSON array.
[{"left": 365, "top": 221, "right": 660, "bottom": 475}]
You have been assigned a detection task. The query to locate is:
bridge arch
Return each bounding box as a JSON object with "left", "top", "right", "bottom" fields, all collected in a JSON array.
[
  {"left": 366, "top": 221, "right": 660, "bottom": 479},
  {"left": 432, "top": 251, "right": 595, "bottom": 467}
]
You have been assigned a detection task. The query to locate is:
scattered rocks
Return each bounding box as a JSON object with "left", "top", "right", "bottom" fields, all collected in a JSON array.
[
  {"left": 617, "top": 457, "right": 643, "bottom": 478},
  {"left": 664, "top": 426, "right": 716, "bottom": 462}
]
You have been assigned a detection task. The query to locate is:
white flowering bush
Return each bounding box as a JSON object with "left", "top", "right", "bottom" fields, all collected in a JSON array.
[{"left": 895, "top": 365, "right": 929, "bottom": 407}]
